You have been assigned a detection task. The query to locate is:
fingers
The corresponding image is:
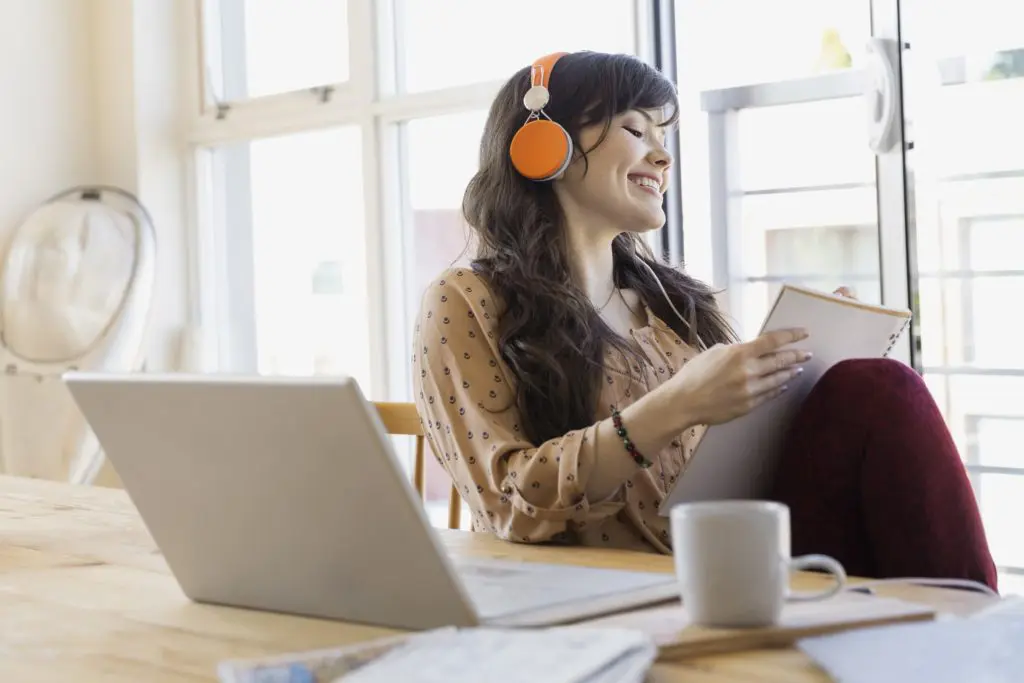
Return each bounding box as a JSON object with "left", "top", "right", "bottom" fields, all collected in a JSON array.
[
  {"left": 747, "top": 363, "right": 802, "bottom": 399},
  {"left": 755, "top": 348, "right": 813, "bottom": 376},
  {"left": 746, "top": 327, "right": 809, "bottom": 356},
  {"left": 748, "top": 382, "right": 790, "bottom": 410}
]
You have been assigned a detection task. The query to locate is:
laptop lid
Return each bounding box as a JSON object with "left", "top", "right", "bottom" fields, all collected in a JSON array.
[{"left": 63, "top": 372, "right": 480, "bottom": 630}]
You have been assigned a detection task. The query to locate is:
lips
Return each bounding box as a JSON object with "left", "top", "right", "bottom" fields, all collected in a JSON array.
[{"left": 628, "top": 174, "right": 662, "bottom": 196}]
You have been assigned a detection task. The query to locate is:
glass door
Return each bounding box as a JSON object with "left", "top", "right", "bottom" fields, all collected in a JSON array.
[{"left": 901, "top": 0, "right": 1024, "bottom": 595}]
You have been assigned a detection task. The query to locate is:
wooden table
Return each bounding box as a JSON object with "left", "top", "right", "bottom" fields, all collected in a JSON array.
[{"left": 0, "top": 475, "right": 995, "bottom": 682}]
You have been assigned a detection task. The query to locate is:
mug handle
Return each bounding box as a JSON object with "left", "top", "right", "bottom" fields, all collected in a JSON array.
[{"left": 786, "top": 554, "right": 847, "bottom": 602}]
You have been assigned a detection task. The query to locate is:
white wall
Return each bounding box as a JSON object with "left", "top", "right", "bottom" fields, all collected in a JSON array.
[
  {"left": 0, "top": 1, "right": 197, "bottom": 483},
  {"left": 0, "top": 0, "right": 98, "bottom": 235},
  {"left": 0, "top": 0, "right": 193, "bottom": 374},
  {"left": 89, "top": 0, "right": 196, "bottom": 371}
]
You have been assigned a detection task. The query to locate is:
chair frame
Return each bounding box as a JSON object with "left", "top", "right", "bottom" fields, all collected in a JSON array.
[{"left": 373, "top": 402, "right": 462, "bottom": 530}]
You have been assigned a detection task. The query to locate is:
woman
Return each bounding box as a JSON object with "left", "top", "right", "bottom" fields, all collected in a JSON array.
[{"left": 411, "top": 51, "right": 997, "bottom": 589}]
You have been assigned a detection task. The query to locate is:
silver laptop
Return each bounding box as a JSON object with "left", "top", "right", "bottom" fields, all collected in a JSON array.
[{"left": 63, "top": 372, "right": 680, "bottom": 630}]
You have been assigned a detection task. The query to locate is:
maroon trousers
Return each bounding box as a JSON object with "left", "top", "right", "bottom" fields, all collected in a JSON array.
[{"left": 771, "top": 359, "right": 999, "bottom": 592}]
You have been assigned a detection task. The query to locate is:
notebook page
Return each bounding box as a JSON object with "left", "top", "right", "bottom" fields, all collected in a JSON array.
[
  {"left": 660, "top": 285, "right": 911, "bottom": 513},
  {"left": 758, "top": 284, "right": 911, "bottom": 360}
]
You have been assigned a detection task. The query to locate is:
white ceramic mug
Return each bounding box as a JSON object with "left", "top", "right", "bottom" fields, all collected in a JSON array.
[{"left": 670, "top": 500, "right": 846, "bottom": 628}]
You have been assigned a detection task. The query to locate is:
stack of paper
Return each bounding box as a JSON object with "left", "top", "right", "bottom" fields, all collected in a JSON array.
[{"left": 217, "top": 626, "right": 657, "bottom": 683}]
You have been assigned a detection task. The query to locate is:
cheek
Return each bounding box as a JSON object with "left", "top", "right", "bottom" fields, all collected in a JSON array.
[
  {"left": 562, "top": 133, "right": 636, "bottom": 192},
  {"left": 586, "top": 146, "right": 632, "bottom": 186}
]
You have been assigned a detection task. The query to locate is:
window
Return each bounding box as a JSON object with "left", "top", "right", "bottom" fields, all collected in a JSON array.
[
  {"left": 202, "top": 0, "right": 349, "bottom": 102},
  {"left": 903, "top": 0, "right": 1024, "bottom": 589},
  {"left": 199, "top": 126, "right": 371, "bottom": 391}
]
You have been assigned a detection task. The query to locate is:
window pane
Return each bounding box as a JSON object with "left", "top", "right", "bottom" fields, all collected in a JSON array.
[
  {"left": 968, "top": 417, "right": 1024, "bottom": 470},
  {"left": 738, "top": 99, "right": 876, "bottom": 190},
  {"left": 967, "top": 218, "right": 1024, "bottom": 272},
  {"left": 925, "top": 374, "right": 1024, "bottom": 465},
  {"left": 396, "top": 0, "right": 634, "bottom": 92},
  {"left": 919, "top": 81, "right": 1024, "bottom": 178},
  {"left": 729, "top": 188, "right": 880, "bottom": 338},
  {"left": 212, "top": 127, "right": 371, "bottom": 392},
  {"left": 205, "top": 0, "right": 348, "bottom": 101},
  {"left": 918, "top": 274, "right": 1024, "bottom": 370},
  {"left": 404, "top": 110, "right": 486, "bottom": 297},
  {"left": 250, "top": 128, "right": 367, "bottom": 384},
  {"left": 677, "top": 0, "right": 869, "bottom": 89},
  {"left": 402, "top": 111, "right": 489, "bottom": 528},
  {"left": 976, "top": 473, "right": 1024, "bottom": 569}
]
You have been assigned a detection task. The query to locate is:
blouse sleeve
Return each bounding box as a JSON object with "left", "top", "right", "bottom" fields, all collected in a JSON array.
[{"left": 411, "top": 270, "right": 625, "bottom": 544}]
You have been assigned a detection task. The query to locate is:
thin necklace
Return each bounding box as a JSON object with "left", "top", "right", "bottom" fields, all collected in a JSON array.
[
  {"left": 617, "top": 287, "right": 642, "bottom": 319},
  {"left": 596, "top": 285, "right": 618, "bottom": 311}
]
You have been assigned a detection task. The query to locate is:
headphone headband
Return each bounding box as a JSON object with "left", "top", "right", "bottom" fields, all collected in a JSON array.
[{"left": 529, "top": 52, "right": 567, "bottom": 91}]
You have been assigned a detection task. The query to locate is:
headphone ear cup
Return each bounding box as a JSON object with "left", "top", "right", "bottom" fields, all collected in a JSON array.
[{"left": 509, "top": 119, "right": 573, "bottom": 181}]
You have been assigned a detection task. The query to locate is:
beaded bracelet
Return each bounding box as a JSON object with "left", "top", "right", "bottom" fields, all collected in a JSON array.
[{"left": 611, "top": 408, "right": 653, "bottom": 468}]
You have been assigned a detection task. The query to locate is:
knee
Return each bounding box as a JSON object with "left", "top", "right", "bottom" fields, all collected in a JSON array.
[
  {"left": 813, "top": 358, "right": 924, "bottom": 403},
  {"left": 823, "top": 358, "right": 919, "bottom": 384}
]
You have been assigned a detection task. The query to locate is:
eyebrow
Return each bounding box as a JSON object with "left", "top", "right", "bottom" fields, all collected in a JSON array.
[{"left": 631, "top": 109, "right": 671, "bottom": 129}]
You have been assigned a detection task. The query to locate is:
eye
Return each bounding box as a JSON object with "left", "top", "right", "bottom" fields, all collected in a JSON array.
[{"left": 623, "top": 126, "right": 644, "bottom": 139}]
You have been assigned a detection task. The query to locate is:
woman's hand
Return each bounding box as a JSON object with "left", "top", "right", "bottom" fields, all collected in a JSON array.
[{"left": 667, "top": 328, "right": 812, "bottom": 426}]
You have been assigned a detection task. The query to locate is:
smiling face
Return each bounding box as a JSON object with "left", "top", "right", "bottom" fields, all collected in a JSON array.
[{"left": 552, "top": 108, "right": 673, "bottom": 238}]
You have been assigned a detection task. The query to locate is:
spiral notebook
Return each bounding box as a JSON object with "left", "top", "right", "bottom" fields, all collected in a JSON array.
[{"left": 659, "top": 284, "right": 912, "bottom": 513}]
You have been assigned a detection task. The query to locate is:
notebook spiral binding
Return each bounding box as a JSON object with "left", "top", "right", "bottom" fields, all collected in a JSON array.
[{"left": 882, "top": 317, "right": 912, "bottom": 358}]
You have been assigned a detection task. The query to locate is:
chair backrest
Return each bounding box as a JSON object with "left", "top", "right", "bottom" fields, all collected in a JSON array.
[{"left": 373, "top": 402, "right": 462, "bottom": 530}]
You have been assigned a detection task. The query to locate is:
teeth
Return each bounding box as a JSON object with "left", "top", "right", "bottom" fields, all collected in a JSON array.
[{"left": 630, "top": 176, "right": 661, "bottom": 192}]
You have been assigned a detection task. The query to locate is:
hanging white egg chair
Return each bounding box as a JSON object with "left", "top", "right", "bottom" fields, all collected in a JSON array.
[{"left": 0, "top": 186, "right": 156, "bottom": 485}]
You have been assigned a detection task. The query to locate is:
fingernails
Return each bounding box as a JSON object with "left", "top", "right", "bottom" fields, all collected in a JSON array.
[
  {"left": 803, "top": 352, "right": 814, "bottom": 361},
  {"left": 795, "top": 366, "right": 804, "bottom": 375},
  {"left": 781, "top": 385, "right": 789, "bottom": 392}
]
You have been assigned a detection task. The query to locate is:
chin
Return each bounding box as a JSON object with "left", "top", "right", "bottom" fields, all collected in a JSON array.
[{"left": 628, "top": 209, "right": 666, "bottom": 233}]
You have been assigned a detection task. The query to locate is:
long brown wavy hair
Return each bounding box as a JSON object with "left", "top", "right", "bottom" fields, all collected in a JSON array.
[{"left": 462, "top": 51, "right": 736, "bottom": 445}]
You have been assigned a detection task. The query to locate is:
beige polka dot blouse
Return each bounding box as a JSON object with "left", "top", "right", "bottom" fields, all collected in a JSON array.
[{"left": 412, "top": 267, "right": 706, "bottom": 554}]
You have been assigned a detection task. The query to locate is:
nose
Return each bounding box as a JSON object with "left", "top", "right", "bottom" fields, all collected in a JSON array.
[{"left": 648, "top": 138, "right": 672, "bottom": 168}]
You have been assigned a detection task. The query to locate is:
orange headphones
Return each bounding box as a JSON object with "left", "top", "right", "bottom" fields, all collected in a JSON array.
[{"left": 509, "top": 52, "right": 572, "bottom": 181}]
